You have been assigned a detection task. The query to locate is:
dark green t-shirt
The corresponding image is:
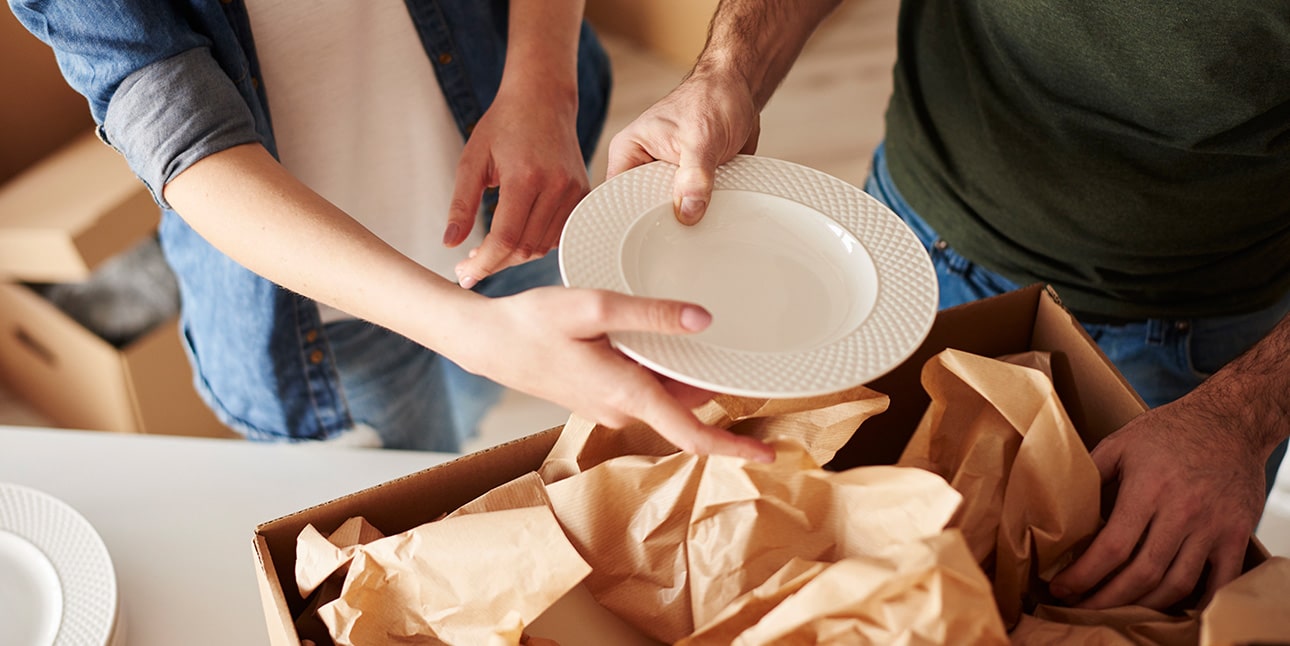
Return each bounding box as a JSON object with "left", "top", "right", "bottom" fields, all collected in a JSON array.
[{"left": 885, "top": 0, "right": 1290, "bottom": 318}]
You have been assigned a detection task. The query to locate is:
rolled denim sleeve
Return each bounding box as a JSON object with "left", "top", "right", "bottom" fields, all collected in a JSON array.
[{"left": 9, "top": 0, "right": 261, "bottom": 207}]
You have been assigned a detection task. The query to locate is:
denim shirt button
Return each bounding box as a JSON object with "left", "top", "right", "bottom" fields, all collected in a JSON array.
[
  {"left": 1174, "top": 320, "right": 1191, "bottom": 333},
  {"left": 309, "top": 349, "right": 324, "bottom": 364},
  {"left": 250, "top": 76, "right": 260, "bottom": 89},
  {"left": 933, "top": 239, "right": 949, "bottom": 251},
  {"left": 437, "top": 53, "right": 453, "bottom": 65},
  {"left": 304, "top": 329, "right": 319, "bottom": 343}
]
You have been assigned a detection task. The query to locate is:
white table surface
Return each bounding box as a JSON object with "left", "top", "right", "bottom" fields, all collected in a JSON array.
[{"left": 0, "top": 426, "right": 452, "bottom": 646}]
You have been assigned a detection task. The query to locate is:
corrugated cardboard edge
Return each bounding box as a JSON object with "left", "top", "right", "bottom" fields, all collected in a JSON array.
[{"left": 252, "top": 428, "right": 563, "bottom": 644}]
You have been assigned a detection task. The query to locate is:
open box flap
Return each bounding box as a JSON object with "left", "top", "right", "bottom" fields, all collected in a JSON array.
[{"left": 0, "top": 133, "right": 158, "bottom": 282}]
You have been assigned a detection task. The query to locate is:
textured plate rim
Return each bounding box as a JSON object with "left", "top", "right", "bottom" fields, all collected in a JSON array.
[
  {"left": 560, "top": 154, "right": 938, "bottom": 397},
  {"left": 0, "top": 483, "right": 119, "bottom": 646}
]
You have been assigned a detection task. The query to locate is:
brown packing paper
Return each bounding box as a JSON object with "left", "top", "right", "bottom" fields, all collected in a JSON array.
[
  {"left": 295, "top": 517, "right": 388, "bottom": 646},
  {"left": 298, "top": 504, "right": 591, "bottom": 645},
  {"left": 897, "top": 349, "right": 1102, "bottom": 626},
  {"left": 1009, "top": 606, "right": 1199, "bottom": 645},
  {"left": 286, "top": 346, "right": 1284, "bottom": 645},
  {"left": 538, "top": 385, "right": 889, "bottom": 483},
  {"left": 677, "top": 557, "right": 828, "bottom": 645},
  {"left": 1199, "top": 556, "right": 1290, "bottom": 645},
  {"left": 681, "top": 530, "right": 1009, "bottom": 645},
  {"left": 543, "top": 439, "right": 963, "bottom": 643},
  {"left": 899, "top": 349, "right": 1289, "bottom": 646}
]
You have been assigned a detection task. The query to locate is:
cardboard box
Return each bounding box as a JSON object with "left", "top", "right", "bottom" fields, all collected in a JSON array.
[
  {"left": 585, "top": 0, "right": 719, "bottom": 69},
  {"left": 252, "top": 285, "right": 1268, "bottom": 644},
  {"left": 0, "top": 133, "right": 233, "bottom": 439},
  {"left": 0, "top": 7, "right": 94, "bottom": 185}
]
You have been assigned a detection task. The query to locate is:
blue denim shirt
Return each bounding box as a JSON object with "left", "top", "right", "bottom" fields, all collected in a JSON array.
[{"left": 11, "top": 0, "right": 611, "bottom": 441}]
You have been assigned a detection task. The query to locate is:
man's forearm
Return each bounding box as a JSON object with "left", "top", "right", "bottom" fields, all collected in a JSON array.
[
  {"left": 695, "top": 0, "right": 844, "bottom": 109},
  {"left": 1188, "top": 312, "right": 1290, "bottom": 458}
]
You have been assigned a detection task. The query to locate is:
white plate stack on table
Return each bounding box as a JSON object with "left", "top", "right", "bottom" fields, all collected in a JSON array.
[{"left": 0, "top": 483, "right": 123, "bottom": 646}]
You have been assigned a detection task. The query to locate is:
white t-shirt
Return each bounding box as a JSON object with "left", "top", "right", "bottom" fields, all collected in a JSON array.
[{"left": 245, "top": 1, "right": 482, "bottom": 323}]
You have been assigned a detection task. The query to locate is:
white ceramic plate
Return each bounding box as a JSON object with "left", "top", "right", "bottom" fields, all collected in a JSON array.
[
  {"left": 560, "top": 155, "right": 937, "bottom": 397},
  {"left": 0, "top": 483, "right": 120, "bottom": 646}
]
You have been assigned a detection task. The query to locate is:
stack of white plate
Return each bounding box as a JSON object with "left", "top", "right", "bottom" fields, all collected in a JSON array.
[{"left": 0, "top": 483, "right": 122, "bottom": 646}]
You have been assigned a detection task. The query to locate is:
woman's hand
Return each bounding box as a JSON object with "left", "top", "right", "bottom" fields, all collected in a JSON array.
[
  {"left": 451, "top": 286, "right": 777, "bottom": 463},
  {"left": 445, "top": 0, "right": 590, "bottom": 289},
  {"left": 445, "top": 79, "right": 589, "bottom": 289}
]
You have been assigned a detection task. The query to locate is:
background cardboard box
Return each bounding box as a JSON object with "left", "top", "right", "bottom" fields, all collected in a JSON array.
[
  {"left": 0, "top": 14, "right": 232, "bottom": 438},
  {"left": 585, "top": 0, "right": 718, "bottom": 69},
  {"left": 0, "top": 133, "right": 233, "bottom": 439},
  {"left": 0, "top": 7, "right": 91, "bottom": 184},
  {"left": 252, "top": 285, "right": 1268, "bottom": 644}
]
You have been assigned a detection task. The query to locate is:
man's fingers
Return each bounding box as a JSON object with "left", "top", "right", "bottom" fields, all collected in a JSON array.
[
  {"left": 739, "top": 116, "right": 762, "bottom": 155},
  {"left": 673, "top": 147, "right": 721, "bottom": 225},
  {"left": 1075, "top": 514, "right": 1188, "bottom": 609},
  {"left": 1050, "top": 493, "right": 1153, "bottom": 600},
  {"left": 1130, "top": 536, "right": 1210, "bottom": 610},
  {"left": 1088, "top": 434, "right": 1126, "bottom": 485},
  {"left": 1202, "top": 534, "right": 1248, "bottom": 607},
  {"left": 606, "top": 134, "right": 662, "bottom": 180}
]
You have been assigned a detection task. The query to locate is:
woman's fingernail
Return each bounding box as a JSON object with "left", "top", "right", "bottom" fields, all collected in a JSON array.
[
  {"left": 459, "top": 275, "right": 478, "bottom": 289},
  {"left": 443, "top": 222, "right": 461, "bottom": 245},
  {"left": 751, "top": 445, "right": 776, "bottom": 464},
  {"left": 679, "top": 197, "right": 706, "bottom": 224},
  {"left": 468, "top": 248, "right": 478, "bottom": 259},
  {"left": 680, "top": 306, "right": 711, "bottom": 331}
]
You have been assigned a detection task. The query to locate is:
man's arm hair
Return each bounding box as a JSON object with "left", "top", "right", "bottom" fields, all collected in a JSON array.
[{"left": 693, "top": 0, "right": 845, "bottom": 109}]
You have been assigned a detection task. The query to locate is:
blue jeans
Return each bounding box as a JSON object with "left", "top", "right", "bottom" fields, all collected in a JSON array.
[
  {"left": 323, "top": 253, "right": 560, "bottom": 451},
  {"left": 865, "top": 144, "right": 1290, "bottom": 490}
]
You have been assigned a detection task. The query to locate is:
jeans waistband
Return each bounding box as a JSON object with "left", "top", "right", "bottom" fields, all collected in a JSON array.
[{"left": 1068, "top": 310, "right": 1147, "bottom": 326}]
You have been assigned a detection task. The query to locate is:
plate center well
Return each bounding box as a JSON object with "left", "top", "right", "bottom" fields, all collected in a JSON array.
[
  {"left": 0, "top": 529, "right": 64, "bottom": 646},
  {"left": 619, "top": 189, "right": 879, "bottom": 353}
]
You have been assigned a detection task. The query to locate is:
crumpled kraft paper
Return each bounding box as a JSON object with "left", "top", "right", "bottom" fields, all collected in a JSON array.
[
  {"left": 1009, "top": 605, "right": 1199, "bottom": 645},
  {"left": 679, "top": 530, "right": 1009, "bottom": 645},
  {"left": 295, "top": 517, "right": 388, "bottom": 645},
  {"left": 897, "top": 349, "right": 1102, "bottom": 626},
  {"left": 538, "top": 384, "right": 890, "bottom": 483},
  {"left": 543, "top": 438, "right": 963, "bottom": 644},
  {"left": 899, "top": 349, "right": 1289, "bottom": 646},
  {"left": 1199, "top": 556, "right": 1290, "bottom": 645},
  {"left": 297, "top": 504, "right": 590, "bottom": 646},
  {"left": 292, "top": 348, "right": 1284, "bottom": 646}
]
